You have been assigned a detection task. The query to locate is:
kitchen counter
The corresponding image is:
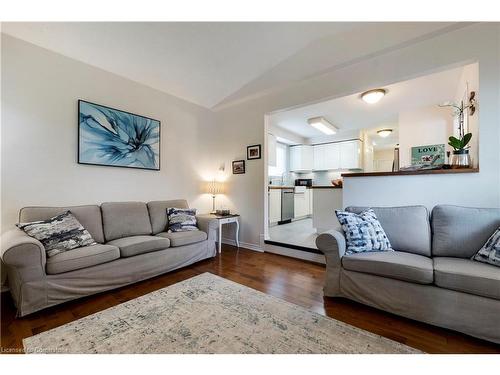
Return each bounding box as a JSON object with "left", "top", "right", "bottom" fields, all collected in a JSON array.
[{"left": 268, "top": 185, "right": 342, "bottom": 189}]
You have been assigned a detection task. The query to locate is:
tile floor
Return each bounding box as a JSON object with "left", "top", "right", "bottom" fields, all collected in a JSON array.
[{"left": 268, "top": 218, "right": 318, "bottom": 249}]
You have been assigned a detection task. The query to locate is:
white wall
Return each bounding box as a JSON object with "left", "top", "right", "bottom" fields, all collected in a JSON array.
[
  {"left": 398, "top": 105, "right": 453, "bottom": 167},
  {"left": 1, "top": 34, "right": 219, "bottom": 232},
  {"left": 214, "top": 23, "right": 500, "bottom": 248}
]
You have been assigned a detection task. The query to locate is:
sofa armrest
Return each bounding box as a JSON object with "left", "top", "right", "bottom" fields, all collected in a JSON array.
[
  {"left": 315, "top": 229, "right": 346, "bottom": 297},
  {"left": 1, "top": 228, "right": 47, "bottom": 280},
  {"left": 196, "top": 215, "right": 219, "bottom": 241}
]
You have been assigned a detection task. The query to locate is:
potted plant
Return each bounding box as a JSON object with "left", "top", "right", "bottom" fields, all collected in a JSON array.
[
  {"left": 440, "top": 94, "right": 476, "bottom": 169},
  {"left": 448, "top": 133, "right": 472, "bottom": 168}
]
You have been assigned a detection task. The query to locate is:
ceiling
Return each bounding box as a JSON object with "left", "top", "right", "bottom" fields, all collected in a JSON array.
[
  {"left": 269, "top": 65, "right": 467, "bottom": 140},
  {"left": 2, "top": 22, "right": 465, "bottom": 109}
]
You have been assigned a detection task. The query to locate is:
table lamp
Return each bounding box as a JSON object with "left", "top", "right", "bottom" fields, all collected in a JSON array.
[{"left": 207, "top": 179, "right": 223, "bottom": 214}]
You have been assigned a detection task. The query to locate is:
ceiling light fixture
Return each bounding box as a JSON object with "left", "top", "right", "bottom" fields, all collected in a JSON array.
[
  {"left": 307, "top": 117, "right": 338, "bottom": 135},
  {"left": 377, "top": 129, "right": 393, "bottom": 138},
  {"left": 361, "top": 89, "right": 386, "bottom": 104}
]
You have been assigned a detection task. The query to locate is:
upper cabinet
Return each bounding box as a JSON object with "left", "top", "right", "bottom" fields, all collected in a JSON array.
[
  {"left": 339, "top": 140, "right": 362, "bottom": 169},
  {"left": 268, "top": 133, "right": 277, "bottom": 167},
  {"left": 313, "top": 139, "right": 362, "bottom": 171},
  {"left": 290, "top": 145, "right": 313, "bottom": 172}
]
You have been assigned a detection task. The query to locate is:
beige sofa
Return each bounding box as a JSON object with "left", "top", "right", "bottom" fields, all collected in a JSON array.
[
  {"left": 316, "top": 205, "right": 500, "bottom": 344},
  {"left": 1, "top": 200, "right": 218, "bottom": 317}
]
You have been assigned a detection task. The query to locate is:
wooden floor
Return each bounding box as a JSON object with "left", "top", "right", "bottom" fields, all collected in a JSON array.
[{"left": 1, "top": 245, "right": 499, "bottom": 354}]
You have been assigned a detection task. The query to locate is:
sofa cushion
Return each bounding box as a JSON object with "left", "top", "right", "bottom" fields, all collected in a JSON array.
[
  {"left": 46, "top": 244, "right": 119, "bottom": 274},
  {"left": 17, "top": 211, "right": 97, "bottom": 257},
  {"left": 19, "top": 205, "right": 105, "bottom": 243},
  {"left": 432, "top": 205, "right": 500, "bottom": 258},
  {"left": 472, "top": 226, "right": 500, "bottom": 267},
  {"left": 147, "top": 200, "right": 189, "bottom": 234},
  {"left": 101, "top": 202, "right": 152, "bottom": 241},
  {"left": 335, "top": 209, "right": 392, "bottom": 255},
  {"left": 342, "top": 251, "right": 434, "bottom": 284},
  {"left": 346, "top": 206, "right": 431, "bottom": 256},
  {"left": 157, "top": 230, "right": 207, "bottom": 247},
  {"left": 434, "top": 257, "right": 500, "bottom": 300},
  {"left": 108, "top": 235, "right": 170, "bottom": 258}
]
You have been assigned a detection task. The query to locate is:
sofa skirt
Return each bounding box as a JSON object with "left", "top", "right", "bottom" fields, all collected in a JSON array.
[
  {"left": 11, "top": 239, "right": 217, "bottom": 317},
  {"left": 339, "top": 269, "right": 500, "bottom": 344}
]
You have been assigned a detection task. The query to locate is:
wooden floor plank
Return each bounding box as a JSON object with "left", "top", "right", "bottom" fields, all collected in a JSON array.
[{"left": 1, "top": 245, "right": 499, "bottom": 354}]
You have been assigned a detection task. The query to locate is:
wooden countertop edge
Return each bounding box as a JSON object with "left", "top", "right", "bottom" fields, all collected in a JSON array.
[
  {"left": 342, "top": 168, "right": 479, "bottom": 177},
  {"left": 268, "top": 186, "right": 342, "bottom": 189}
]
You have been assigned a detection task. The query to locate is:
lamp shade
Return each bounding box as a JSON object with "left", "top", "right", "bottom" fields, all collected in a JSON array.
[{"left": 207, "top": 180, "right": 223, "bottom": 195}]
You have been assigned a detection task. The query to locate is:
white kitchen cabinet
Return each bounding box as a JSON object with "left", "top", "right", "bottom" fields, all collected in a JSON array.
[
  {"left": 268, "top": 189, "right": 281, "bottom": 224},
  {"left": 313, "top": 140, "right": 362, "bottom": 171},
  {"left": 313, "top": 144, "right": 327, "bottom": 170},
  {"left": 324, "top": 143, "right": 341, "bottom": 170},
  {"left": 340, "top": 140, "right": 362, "bottom": 169},
  {"left": 308, "top": 189, "right": 313, "bottom": 215},
  {"left": 294, "top": 189, "right": 313, "bottom": 218},
  {"left": 289, "top": 145, "right": 313, "bottom": 171},
  {"left": 268, "top": 133, "right": 277, "bottom": 167}
]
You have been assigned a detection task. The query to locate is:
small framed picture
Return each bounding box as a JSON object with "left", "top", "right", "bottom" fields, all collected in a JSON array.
[
  {"left": 247, "top": 144, "right": 261, "bottom": 160},
  {"left": 232, "top": 160, "right": 245, "bottom": 174}
]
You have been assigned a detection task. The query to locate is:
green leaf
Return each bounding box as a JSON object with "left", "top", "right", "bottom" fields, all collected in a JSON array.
[
  {"left": 448, "top": 136, "right": 461, "bottom": 150},
  {"left": 462, "top": 133, "right": 472, "bottom": 148}
]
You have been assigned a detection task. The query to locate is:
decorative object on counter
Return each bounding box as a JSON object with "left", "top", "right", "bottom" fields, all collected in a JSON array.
[
  {"left": 439, "top": 92, "right": 476, "bottom": 169},
  {"left": 392, "top": 145, "right": 400, "bottom": 172},
  {"left": 247, "top": 144, "right": 261, "bottom": 160},
  {"left": 232, "top": 160, "right": 245, "bottom": 174},
  {"left": 448, "top": 133, "right": 472, "bottom": 169},
  {"left": 331, "top": 178, "right": 343, "bottom": 188},
  {"left": 215, "top": 209, "right": 231, "bottom": 216},
  {"left": 411, "top": 144, "right": 445, "bottom": 167},
  {"left": 78, "top": 100, "right": 160, "bottom": 171},
  {"left": 206, "top": 179, "right": 224, "bottom": 214}
]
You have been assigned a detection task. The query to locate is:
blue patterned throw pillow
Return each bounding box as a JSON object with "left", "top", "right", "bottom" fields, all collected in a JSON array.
[
  {"left": 472, "top": 226, "right": 500, "bottom": 267},
  {"left": 17, "top": 211, "right": 97, "bottom": 257},
  {"left": 167, "top": 208, "right": 198, "bottom": 232},
  {"left": 335, "top": 209, "right": 392, "bottom": 255}
]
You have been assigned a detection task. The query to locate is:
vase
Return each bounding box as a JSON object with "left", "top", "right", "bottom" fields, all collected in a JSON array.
[{"left": 451, "top": 149, "right": 471, "bottom": 169}]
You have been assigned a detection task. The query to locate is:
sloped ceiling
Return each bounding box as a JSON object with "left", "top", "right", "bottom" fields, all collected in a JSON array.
[{"left": 2, "top": 22, "right": 467, "bottom": 109}]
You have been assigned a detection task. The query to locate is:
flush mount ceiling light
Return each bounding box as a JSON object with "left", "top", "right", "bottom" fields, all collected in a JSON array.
[
  {"left": 377, "top": 129, "right": 393, "bottom": 138},
  {"left": 307, "top": 117, "right": 338, "bottom": 135},
  {"left": 361, "top": 89, "right": 386, "bottom": 104}
]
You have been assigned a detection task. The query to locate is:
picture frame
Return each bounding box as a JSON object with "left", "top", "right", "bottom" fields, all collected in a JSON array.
[
  {"left": 232, "top": 160, "right": 245, "bottom": 174},
  {"left": 247, "top": 144, "right": 261, "bottom": 160},
  {"left": 78, "top": 100, "right": 161, "bottom": 171}
]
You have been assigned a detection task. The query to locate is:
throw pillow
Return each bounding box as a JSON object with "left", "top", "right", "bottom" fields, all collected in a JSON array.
[
  {"left": 17, "top": 211, "right": 97, "bottom": 257},
  {"left": 166, "top": 208, "right": 198, "bottom": 232},
  {"left": 335, "top": 208, "right": 393, "bottom": 255},
  {"left": 472, "top": 226, "right": 500, "bottom": 267}
]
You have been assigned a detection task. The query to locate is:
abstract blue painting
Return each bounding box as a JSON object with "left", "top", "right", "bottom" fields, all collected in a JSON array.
[{"left": 78, "top": 100, "right": 160, "bottom": 170}]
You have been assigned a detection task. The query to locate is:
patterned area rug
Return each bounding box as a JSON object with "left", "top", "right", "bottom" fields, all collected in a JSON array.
[{"left": 23, "top": 273, "right": 420, "bottom": 353}]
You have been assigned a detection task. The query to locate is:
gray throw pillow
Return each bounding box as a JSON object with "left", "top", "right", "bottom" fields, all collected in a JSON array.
[
  {"left": 335, "top": 208, "right": 393, "bottom": 255},
  {"left": 17, "top": 211, "right": 97, "bottom": 257},
  {"left": 167, "top": 208, "right": 198, "bottom": 232},
  {"left": 472, "top": 226, "right": 500, "bottom": 267}
]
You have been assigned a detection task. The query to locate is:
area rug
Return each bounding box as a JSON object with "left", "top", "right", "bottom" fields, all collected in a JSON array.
[{"left": 23, "top": 273, "right": 420, "bottom": 353}]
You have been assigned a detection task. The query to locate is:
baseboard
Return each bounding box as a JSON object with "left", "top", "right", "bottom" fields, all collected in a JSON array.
[
  {"left": 221, "top": 238, "right": 264, "bottom": 252},
  {"left": 264, "top": 242, "right": 326, "bottom": 264}
]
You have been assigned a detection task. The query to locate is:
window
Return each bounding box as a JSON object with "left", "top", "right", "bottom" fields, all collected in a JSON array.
[{"left": 269, "top": 142, "right": 287, "bottom": 176}]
